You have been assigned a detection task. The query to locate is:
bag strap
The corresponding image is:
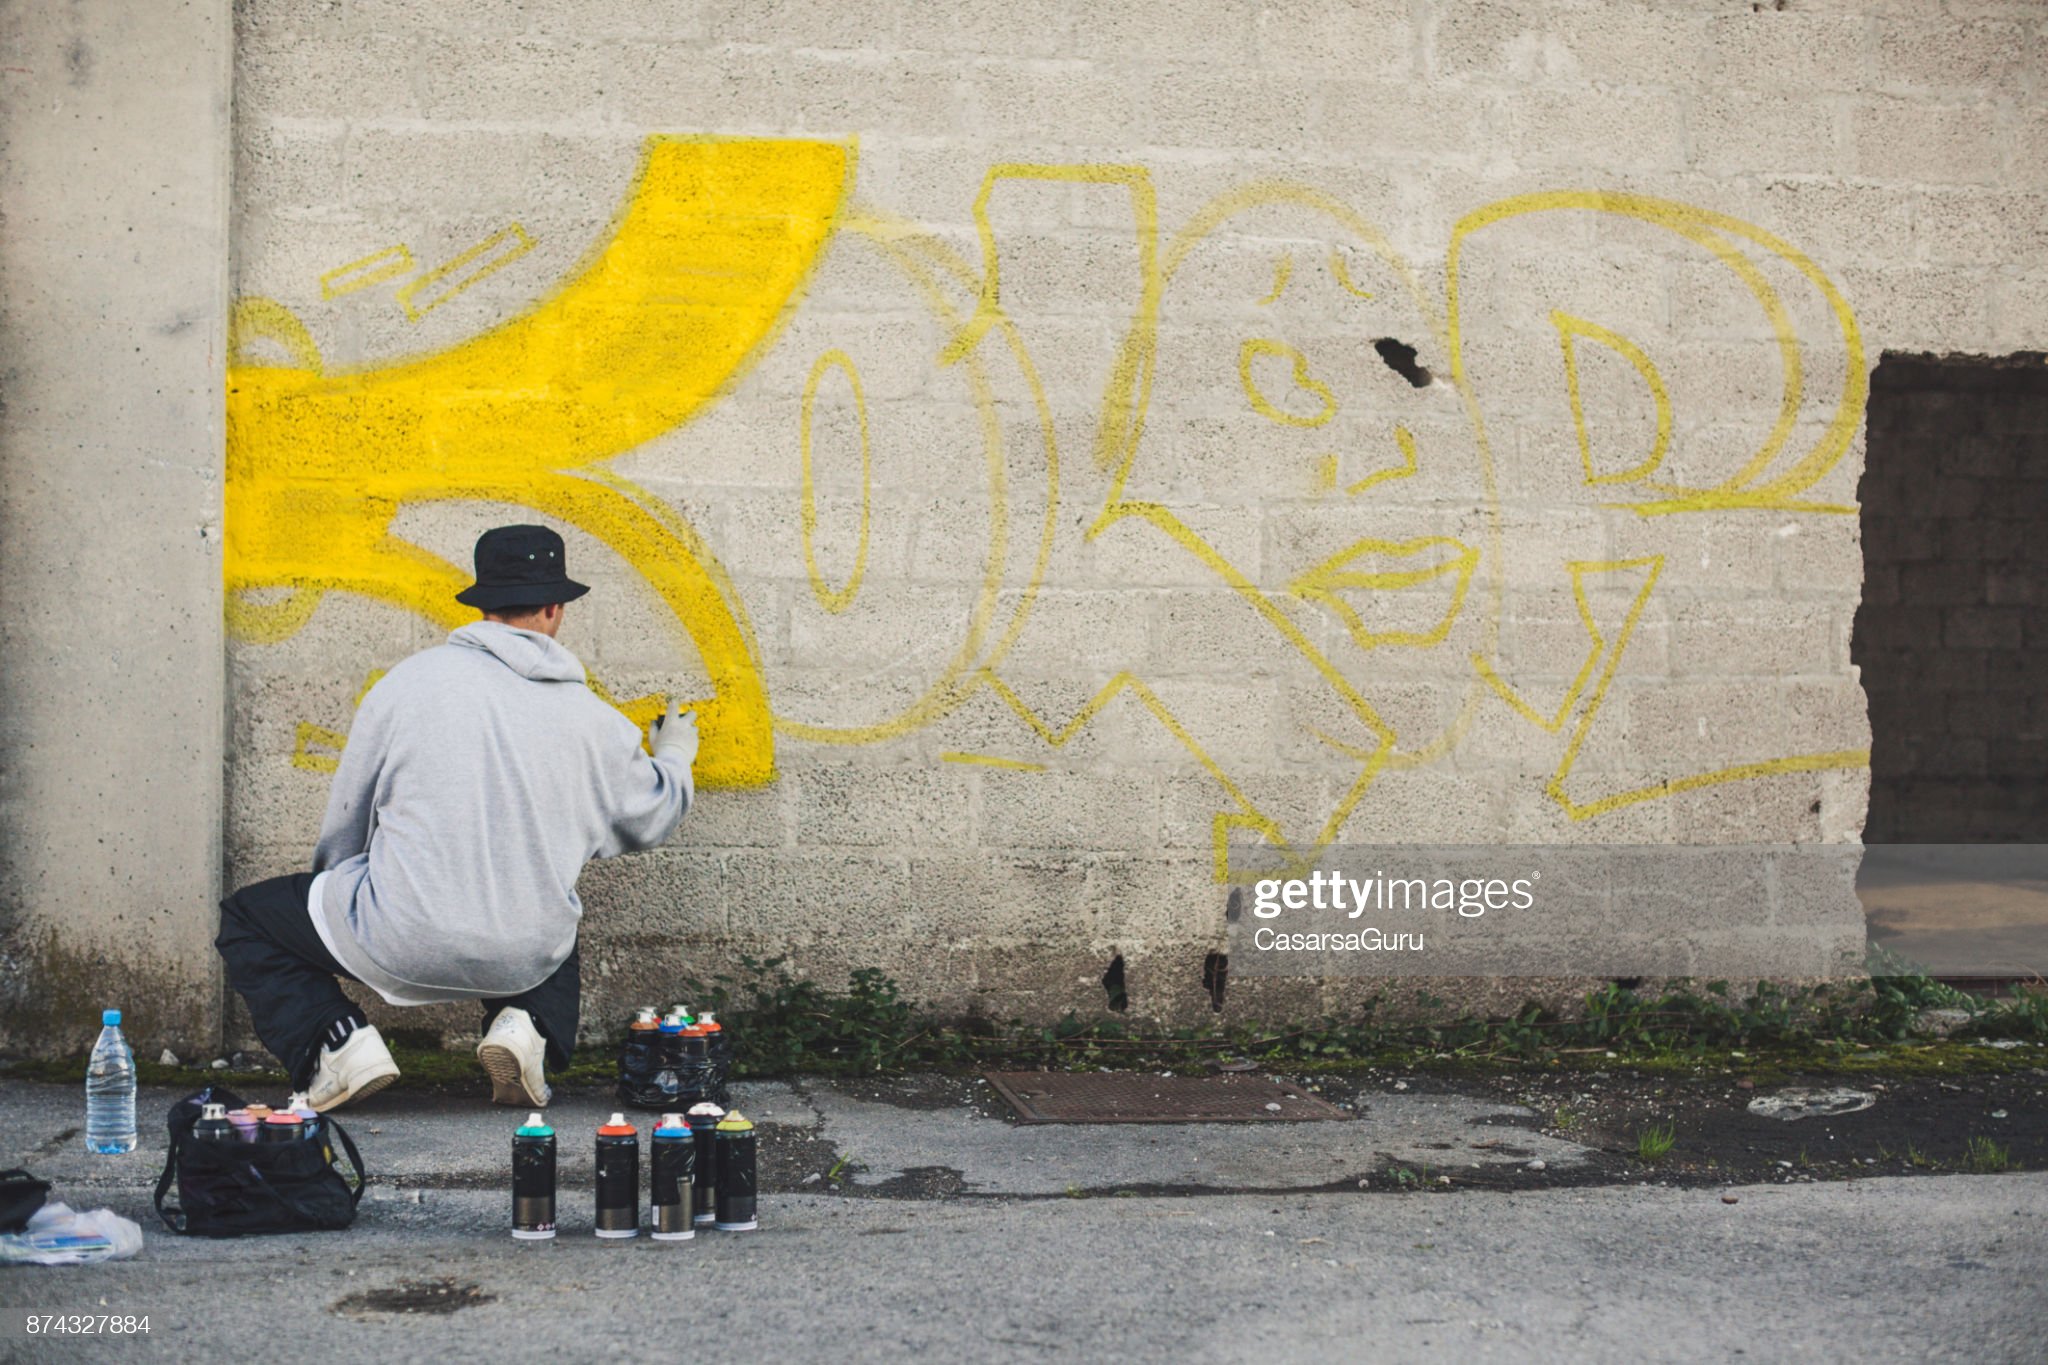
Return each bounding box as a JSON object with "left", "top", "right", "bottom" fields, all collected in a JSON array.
[
  {"left": 326, "top": 1119, "right": 368, "bottom": 1209},
  {"left": 153, "top": 1130, "right": 185, "bottom": 1232}
]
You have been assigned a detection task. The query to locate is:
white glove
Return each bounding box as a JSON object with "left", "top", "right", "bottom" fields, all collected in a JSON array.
[{"left": 650, "top": 700, "right": 699, "bottom": 770}]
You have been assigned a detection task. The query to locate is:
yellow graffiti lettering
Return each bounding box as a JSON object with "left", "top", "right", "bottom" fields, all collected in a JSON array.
[
  {"left": 1345, "top": 424, "right": 1419, "bottom": 497},
  {"left": 320, "top": 245, "right": 415, "bottom": 300},
  {"left": 1328, "top": 251, "right": 1375, "bottom": 299},
  {"left": 1551, "top": 311, "right": 1672, "bottom": 486},
  {"left": 1256, "top": 253, "right": 1292, "bottom": 306},
  {"left": 395, "top": 223, "right": 537, "bottom": 322},
  {"left": 799, "top": 349, "right": 872, "bottom": 615},
  {"left": 1238, "top": 338, "right": 1337, "bottom": 429},
  {"left": 1289, "top": 537, "right": 1479, "bottom": 652}
]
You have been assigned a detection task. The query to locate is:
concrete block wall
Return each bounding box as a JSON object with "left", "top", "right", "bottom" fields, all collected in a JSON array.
[{"left": 202, "top": 0, "right": 2045, "bottom": 1043}]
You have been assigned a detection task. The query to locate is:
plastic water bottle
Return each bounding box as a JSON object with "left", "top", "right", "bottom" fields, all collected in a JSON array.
[{"left": 84, "top": 1009, "right": 137, "bottom": 1155}]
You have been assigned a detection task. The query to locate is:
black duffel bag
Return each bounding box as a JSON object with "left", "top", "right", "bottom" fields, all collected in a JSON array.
[
  {"left": 153, "top": 1085, "right": 365, "bottom": 1236},
  {"left": 0, "top": 1168, "right": 52, "bottom": 1233}
]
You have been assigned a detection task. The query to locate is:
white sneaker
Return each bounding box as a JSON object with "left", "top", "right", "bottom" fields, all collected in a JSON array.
[
  {"left": 477, "top": 1007, "right": 552, "bottom": 1107},
  {"left": 306, "top": 1025, "right": 400, "bottom": 1112}
]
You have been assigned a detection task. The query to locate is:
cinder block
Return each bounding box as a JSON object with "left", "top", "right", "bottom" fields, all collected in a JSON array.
[
  {"left": 702, "top": 0, "right": 890, "bottom": 50},
  {"left": 1434, "top": 0, "right": 1701, "bottom": 88},
  {"left": 1134, "top": 71, "right": 1322, "bottom": 154},
  {"left": 906, "top": 852, "right": 1091, "bottom": 941},
  {"left": 1703, "top": 12, "right": 1870, "bottom": 92},
  {"left": 792, "top": 762, "right": 975, "bottom": 847},
  {"left": 1853, "top": 97, "right": 2003, "bottom": 186},
  {"left": 1066, "top": 0, "right": 1261, "bottom": 67},
  {"left": 1750, "top": 179, "right": 1917, "bottom": 266},
  {"left": 1692, "top": 90, "right": 1842, "bottom": 179},
  {"left": 980, "top": 770, "right": 1160, "bottom": 850},
  {"left": 963, "top": 61, "right": 1142, "bottom": 149},
  {"left": 343, "top": 129, "right": 542, "bottom": 213},
  {"left": 1838, "top": 267, "right": 1995, "bottom": 351},
  {"left": 577, "top": 849, "right": 726, "bottom": 940},
  {"left": 1315, "top": 81, "right": 1495, "bottom": 161},
  {"left": 237, "top": 33, "right": 422, "bottom": 121},
  {"left": 987, "top": 589, "right": 1156, "bottom": 674},
  {"left": 1875, "top": 17, "right": 2031, "bottom": 94},
  {"left": 1257, "top": 0, "right": 1413, "bottom": 78},
  {"left": 722, "top": 851, "right": 911, "bottom": 938},
  {"left": 234, "top": 122, "right": 346, "bottom": 214},
  {"left": 885, "top": 0, "right": 1073, "bottom": 58},
  {"left": 1671, "top": 601, "right": 1842, "bottom": 677}
]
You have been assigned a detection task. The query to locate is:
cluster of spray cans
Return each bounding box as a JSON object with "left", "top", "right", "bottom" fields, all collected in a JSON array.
[
  {"left": 617, "top": 1004, "right": 733, "bottom": 1111},
  {"left": 510, "top": 1101, "right": 757, "bottom": 1241},
  {"left": 191, "top": 1093, "right": 328, "bottom": 1151}
]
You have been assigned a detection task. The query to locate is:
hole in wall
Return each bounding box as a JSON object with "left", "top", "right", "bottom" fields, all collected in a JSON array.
[
  {"left": 1374, "top": 337, "right": 1433, "bottom": 388},
  {"left": 1202, "top": 952, "right": 1229, "bottom": 1012},
  {"left": 1101, "top": 954, "right": 1128, "bottom": 1012},
  {"left": 1225, "top": 888, "right": 1243, "bottom": 923}
]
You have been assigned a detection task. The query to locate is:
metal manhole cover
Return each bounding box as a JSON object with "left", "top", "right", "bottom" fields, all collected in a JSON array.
[{"left": 983, "top": 1071, "right": 1351, "bottom": 1124}]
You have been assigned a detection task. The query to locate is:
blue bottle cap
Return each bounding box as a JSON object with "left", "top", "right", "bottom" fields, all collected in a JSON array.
[{"left": 102, "top": 1009, "right": 121, "bottom": 1026}]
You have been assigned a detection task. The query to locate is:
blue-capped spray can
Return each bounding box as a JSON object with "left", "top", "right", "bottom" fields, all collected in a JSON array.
[
  {"left": 512, "top": 1111, "right": 556, "bottom": 1240},
  {"left": 687, "top": 1100, "right": 724, "bottom": 1226},
  {"left": 650, "top": 1112, "right": 695, "bottom": 1240}
]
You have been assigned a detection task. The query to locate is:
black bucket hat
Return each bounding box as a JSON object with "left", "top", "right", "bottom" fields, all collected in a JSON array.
[{"left": 454, "top": 524, "right": 591, "bottom": 611}]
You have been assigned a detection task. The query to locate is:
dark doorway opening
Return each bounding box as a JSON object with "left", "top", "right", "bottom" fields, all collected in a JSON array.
[
  {"left": 1853, "top": 352, "right": 2048, "bottom": 988},
  {"left": 1853, "top": 353, "right": 2048, "bottom": 843}
]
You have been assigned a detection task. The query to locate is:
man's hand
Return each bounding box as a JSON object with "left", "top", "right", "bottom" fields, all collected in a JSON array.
[{"left": 650, "top": 700, "right": 699, "bottom": 770}]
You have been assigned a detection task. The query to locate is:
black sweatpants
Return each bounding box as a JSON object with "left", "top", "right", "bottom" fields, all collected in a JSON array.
[{"left": 215, "top": 873, "right": 581, "bottom": 1088}]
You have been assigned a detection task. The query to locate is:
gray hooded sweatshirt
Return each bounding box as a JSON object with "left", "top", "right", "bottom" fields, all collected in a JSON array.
[{"left": 311, "top": 621, "right": 691, "bottom": 1003}]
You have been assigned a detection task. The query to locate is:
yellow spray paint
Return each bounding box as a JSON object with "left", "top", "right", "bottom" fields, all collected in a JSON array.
[{"left": 227, "top": 135, "right": 855, "bottom": 787}]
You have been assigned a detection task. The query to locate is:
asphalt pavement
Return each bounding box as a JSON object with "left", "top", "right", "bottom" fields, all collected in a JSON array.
[{"left": 1, "top": 1079, "right": 2043, "bottom": 1361}]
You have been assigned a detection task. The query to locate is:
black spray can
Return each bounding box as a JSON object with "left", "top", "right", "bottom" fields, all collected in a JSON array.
[
  {"left": 192, "top": 1102, "right": 235, "bottom": 1143},
  {"left": 595, "top": 1113, "right": 640, "bottom": 1238},
  {"left": 713, "top": 1111, "right": 758, "bottom": 1231},
  {"left": 649, "top": 1113, "right": 695, "bottom": 1240},
  {"left": 512, "top": 1112, "right": 556, "bottom": 1240},
  {"left": 687, "top": 1101, "right": 724, "bottom": 1226}
]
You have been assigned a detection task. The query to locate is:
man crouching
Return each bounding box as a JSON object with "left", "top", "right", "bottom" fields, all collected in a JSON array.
[{"left": 215, "top": 524, "right": 698, "bottom": 1110}]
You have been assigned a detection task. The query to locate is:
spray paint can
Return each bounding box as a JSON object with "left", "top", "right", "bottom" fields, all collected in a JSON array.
[
  {"left": 618, "top": 1007, "right": 662, "bottom": 1108},
  {"left": 286, "top": 1091, "right": 324, "bottom": 1150},
  {"left": 260, "top": 1112, "right": 305, "bottom": 1143},
  {"left": 225, "top": 1108, "right": 259, "bottom": 1142},
  {"left": 669, "top": 1004, "right": 695, "bottom": 1026},
  {"left": 713, "top": 1111, "right": 758, "bottom": 1232},
  {"left": 649, "top": 1113, "right": 695, "bottom": 1240},
  {"left": 594, "top": 1113, "right": 640, "bottom": 1238},
  {"left": 687, "top": 1101, "right": 724, "bottom": 1225},
  {"left": 511, "top": 1111, "right": 557, "bottom": 1240},
  {"left": 655, "top": 1012, "right": 688, "bottom": 1107},
  {"left": 193, "top": 1103, "right": 235, "bottom": 1143},
  {"left": 698, "top": 1010, "right": 732, "bottom": 1102}
]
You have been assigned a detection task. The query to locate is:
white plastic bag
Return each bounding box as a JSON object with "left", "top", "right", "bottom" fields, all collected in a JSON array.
[{"left": 0, "top": 1201, "right": 143, "bottom": 1265}]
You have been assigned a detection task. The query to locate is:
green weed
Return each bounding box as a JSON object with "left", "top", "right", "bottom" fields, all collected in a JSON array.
[
  {"left": 1636, "top": 1122, "right": 1677, "bottom": 1163},
  {"left": 1963, "top": 1137, "right": 2011, "bottom": 1174}
]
